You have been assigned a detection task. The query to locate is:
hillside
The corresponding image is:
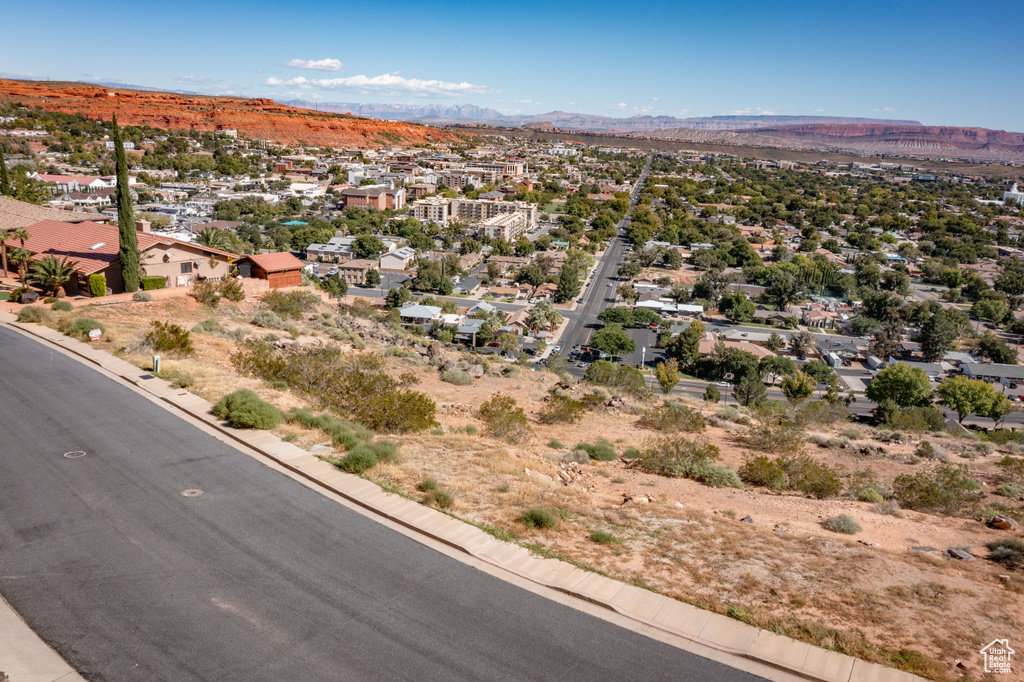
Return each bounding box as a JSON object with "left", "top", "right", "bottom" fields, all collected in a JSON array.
[
  {"left": 645, "top": 123, "right": 1024, "bottom": 162},
  {"left": 0, "top": 80, "right": 465, "bottom": 148}
]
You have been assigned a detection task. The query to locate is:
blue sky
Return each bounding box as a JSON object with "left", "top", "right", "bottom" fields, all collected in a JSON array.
[{"left": 2, "top": 0, "right": 1022, "bottom": 130}]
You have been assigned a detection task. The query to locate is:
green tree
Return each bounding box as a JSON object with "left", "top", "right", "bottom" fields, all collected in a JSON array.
[
  {"left": 972, "top": 298, "right": 1009, "bottom": 325},
  {"left": 802, "top": 359, "right": 836, "bottom": 386},
  {"left": 655, "top": 359, "right": 682, "bottom": 395},
  {"left": 919, "top": 310, "right": 958, "bottom": 363},
  {"left": 983, "top": 392, "right": 1015, "bottom": 429},
  {"left": 556, "top": 265, "right": 581, "bottom": 303},
  {"left": 733, "top": 372, "right": 767, "bottom": 407},
  {"left": 995, "top": 258, "right": 1024, "bottom": 309},
  {"left": 352, "top": 234, "right": 387, "bottom": 260},
  {"left": 617, "top": 283, "right": 639, "bottom": 304},
  {"left": 385, "top": 286, "right": 410, "bottom": 309},
  {"left": 764, "top": 270, "right": 800, "bottom": 311},
  {"left": 365, "top": 269, "right": 381, "bottom": 287},
  {"left": 526, "top": 300, "right": 563, "bottom": 333},
  {"left": 936, "top": 375, "right": 997, "bottom": 424},
  {"left": 865, "top": 362, "right": 932, "bottom": 408},
  {"left": 758, "top": 355, "right": 796, "bottom": 385},
  {"left": 719, "top": 290, "right": 755, "bottom": 323},
  {"left": 704, "top": 383, "right": 720, "bottom": 403},
  {"left": 664, "top": 319, "right": 704, "bottom": 368},
  {"left": 618, "top": 262, "right": 642, "bottom": 280},
  {"left": 781, "top": 371, "right": 816, "bottom": 407},
  {"left": 497, "top": 332, "right": 519, "bottom": 352},
  {"left": 590, "top": 322, "right": 636, "bottom": 358},
  {"left": 765, "top": 331, "right": 784, "bottom": 353},
  {"left": 29, "top": 255, "right": 79, "bottom": 298},
  {"left": 195, "top": 227, "right": 232, "bottom": 251},
  {"left": 788, "top": 330, "right": 816, "bottom": 359},
  {"left": 977, "top": 331, "right": 1019, "bottom": 365},
  {"left": 112, "top": 114, "right": 140, "bottom": 292}
]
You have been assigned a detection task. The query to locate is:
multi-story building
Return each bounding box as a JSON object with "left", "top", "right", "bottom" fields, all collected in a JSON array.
[
  {"left": 451, "top": 198, "right": 538, "bottom": 230},
  {"left": 339, "top": 186, "right": 406, "bottom": 210},
  {"left": 409, "top": 196, "right": 451, "bottom": 225},
  {"left": 466, "top": 160, "right": 526, "bottom": 178},
  {"left": 437, "top": 168, "right": 496, "bottom": 189},
  {"left": 337, "top": 259, "right": 377, "bottom": 285},
  {"left": 479, "top": 212, "right": 528, "bottom": 243}
]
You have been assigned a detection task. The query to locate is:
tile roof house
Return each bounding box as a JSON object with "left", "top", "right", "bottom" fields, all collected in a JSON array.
[
  {"left": 0, "top": 195, "right": 105, "bottom": 231},
  {"left": 3, "top": 219, "right": 236, "bottom": 295}
]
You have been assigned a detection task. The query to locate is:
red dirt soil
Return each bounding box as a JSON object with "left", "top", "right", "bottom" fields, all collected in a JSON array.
[{"left": 0, "top": 79, "right": 467, "bottom": 148}]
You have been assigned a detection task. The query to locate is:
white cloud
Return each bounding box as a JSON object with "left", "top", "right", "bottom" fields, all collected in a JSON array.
[
  {"left": 174, "top": 75, "right": 222, "bottom": 85},
  {"left": 608, "top": 102, "right": 630, "bottom": 110},
  {"left": 730, "top": 107, "right": 777, "bottom": 116},
  {"left": 513, "top": 99, "right": 539, "bottom": 104},
  {"left": 285, "top": 58, "right": 343, "bottom": 72},
  {"left": 812, "top": 108, "right": 826, "bottom": 113},
  {"left": 265, "top": 71, "right": 496, "bottom": 98},
  {"left": 873, "top": 107, "right": 898, "bottom": 113},
  {"left": 0, "top": 71, "right": 43, "bottom": 80}
]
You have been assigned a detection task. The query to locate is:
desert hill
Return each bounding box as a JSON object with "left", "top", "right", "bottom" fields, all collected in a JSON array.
[{"left": 0, "top": 80, "right": 464, "bottom": 148}]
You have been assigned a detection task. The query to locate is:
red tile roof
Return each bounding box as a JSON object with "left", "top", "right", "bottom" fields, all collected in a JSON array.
[
  {"left": 2, "top": 220, "right": 236, "bottom": 275},
  {"left": 240, "top": 252, "right": 305, "bottom": 273}
]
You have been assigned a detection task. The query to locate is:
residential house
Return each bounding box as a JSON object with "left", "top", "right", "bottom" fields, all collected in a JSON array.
[
  {"left": 380, "top": 246, "right": 417, "bottom": 270},
  {"left": 961, "top": 363, "right": 1024, "bottom": 386},
  {"left": 397, "top": 304, "right": 442, "bottom": 327},
  {"left": 530, "top": 282, "right": 558, "bottom": 303},
  {"left": 0, "top": 195, "right": 107, "bottom": 232},
  {"left": 5, "top": 219, "right": 235, "bottom": 295}
]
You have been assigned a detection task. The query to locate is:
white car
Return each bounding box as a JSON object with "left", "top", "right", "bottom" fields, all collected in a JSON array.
[
  {"left": 715, "top": 382, "right": 730, "bottom": 388},
  {"left": 553, "top": 346, "right": 562, "bottom": 353}
]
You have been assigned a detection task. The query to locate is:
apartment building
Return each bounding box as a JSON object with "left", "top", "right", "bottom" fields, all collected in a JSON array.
[
  {"left": 437, "top": 168, "right": 496, "bottom": 189},
  {"left": 479, "top": 212, "right": 528, "bottom": 242},
  {"left": 409, "top": 196, "right": 451, "bottom": 225},
  {"left": 466, "top": 160, "right": 526, "bottom": 178},
  {"left": 339, "top": 186, "right": 406, "bottom": 210},
  {"left": 451, "top": 198, "right": 538, "bottom": 230}
]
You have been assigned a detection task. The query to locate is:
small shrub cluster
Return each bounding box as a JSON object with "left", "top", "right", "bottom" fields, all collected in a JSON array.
[
  {"left": 714, "top": 406, "right": 752, "bottom": 425},
  {"left": 914, "top": 441, "right": 949, "bottom": 462},
  {"left": 743, "top": 417, "right": 805, "bottom": 455},
  {"left": 192, "top": 317, "right": 225, "bottom": 334},
  {"left": 252, "top": 309, "right": 287, "bottom": 329},
  {"left": 336, "top": 441, "right": 400, "bottom": 474},
  {"left": 638, "top": 401, "right": 706, "bottom": 433},
  {"left": 286, "top": 407, "right": 372, "bottom": 450},
  {"left": 261, "top": 290, "right": 320, "bottom": 319},
  {"left": 892, "top": 464, "right": 982, "bottom": 514},
  {"left": 633, "top": 435, "right": 742, "bottom": 488},
  {"left": 583, "top": 360, "right": 649, "bottom": 398},
  {"left": 478, "top": 393, "right": 531, "bottom": 444},
  {"left": 144, "top": 320, "right": 194, "bottom": 354},
  {"left": 995, "top": 483, "right": 1024, "bottom": 498},
  {"left": 576, "top": 439, "right": 617, "bottom": 461},
  {"left": 440, "top": 368, "right": 474, "bottom": 386},
  {"left": 589, "top": 530, "right": 623, "bottom": 544},
  {"left": 212, "top": 390, "right": 282, "bottom": 429},
  {"left": 988, "top": 538, "right": 1024, "bottom": 569},
  {"left": 417, "top": 478, "right": 454, "bottom": 509},
  {"left": 190, "top": 277, "right": 246, "bottom": 308},
  {"left": 51, "top": 300, "right": 73, "bottom": 312},
  {"left": 15, "top": 306, "right": 46, "bottom": 323},
  {"left": 88, "top": 273, "right": 106, "bottom": 297},
  {"left": 57, "top": 317, "right": 105, "bottom": 340},
  {"left": 886, "top": 406, "right": 948, "bottom": 433},
  {"left": 141, "top": 275, "right": 167, "bottom": 291},
  {"left": 132, "top": 291, "right": 153, "bottom": 302},
  {"left": 157, "top": 367, "right": 195, "bottom": 389},
  {"left": 231, "top": 340, "right": 436, "bottom": 433},
  {"left": 521, "top": 508, "right": 558, "bottom": 529},
  {"left": 738, "top": 454, "right": 844, "bottom": 498},
  {"left": 822, "top": 515, "right": 861, "bottom": 534},
  {"left": 538, "top": 392, "right": 586, "bottom": 424}
]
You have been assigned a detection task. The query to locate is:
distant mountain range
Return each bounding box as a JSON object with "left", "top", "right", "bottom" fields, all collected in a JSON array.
[{"left": 279, "top": 99, "right": 920, "bottom": 132}]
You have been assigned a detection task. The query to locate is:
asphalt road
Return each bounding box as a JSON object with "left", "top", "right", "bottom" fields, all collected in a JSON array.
[{"left": 0, "top": 326, "right": 761, "bottom": 682}]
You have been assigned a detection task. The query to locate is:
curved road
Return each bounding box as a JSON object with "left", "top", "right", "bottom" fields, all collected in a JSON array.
[{"left": 0, "top": 326, "right": 760, "bottom": 682}]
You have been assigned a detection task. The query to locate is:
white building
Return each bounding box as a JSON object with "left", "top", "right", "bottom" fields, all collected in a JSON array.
[
  {"left": 479, "top": 212, "right": 528, "bottom": 243},
  {"left": 105, "top": 140, "right": 136, "bottom": 150},
  {"left": 409, "top": 196, "right": 452, "bottom": 225},
  {"left": 1003, "top": 183, "right": 1024, "bottom": 206}
]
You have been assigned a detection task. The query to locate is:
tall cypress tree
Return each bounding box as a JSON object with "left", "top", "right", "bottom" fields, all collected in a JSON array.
[
  {"left": 0, "top": 147, "right": 10, "bottom": 196},
  {"left": 112, "top": 114, "right": 140, "bottom": 292}
]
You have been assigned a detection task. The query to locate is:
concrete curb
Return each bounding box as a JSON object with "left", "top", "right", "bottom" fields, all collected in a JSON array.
[
  {"left": 0, "top": 591, "right": 85, "bottom": 682},
  {"left": 1, "top": 315, "right": 926, "bottom": 682}
]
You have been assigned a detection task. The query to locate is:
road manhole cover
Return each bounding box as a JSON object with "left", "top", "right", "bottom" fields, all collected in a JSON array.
[
  {"left": 63, "top": 451, "right": 86, "bottom": 459},
  {"left": 180, "top": 489, "right": 204, "bottom": 497}
]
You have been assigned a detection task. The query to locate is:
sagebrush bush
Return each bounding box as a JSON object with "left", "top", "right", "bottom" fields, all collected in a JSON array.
[
  {"left": 538, "top": 392, "right": 586, "bottom": 424},
  {"left": 590, "top": 530, "right": 623, "bottom": 544},
  {"left": 16, "top": 306, "right": 46, "bottom": 323},
  {"left": 823, "top": 515, "right": 861, "bottom": 534},
  {"left": 261, "top": 290, "right": 320, "bottom": 319},
  {"left": 212, "top": 390, "right": 282, "bottom": 429},
  {"left": 286, "top": 407, "right": 371, "bottom": 450},
  {"left": 988, "top": 538, "right": 1024, "bottom": 569},
  {"left": 576, "top": 439, "right": 617, "bottom": 461},
  {"left": 336, "top": 441, "right": 400, "bottom": 474},
  {"left": 51, "top": 300, "right": 73, "bottom": 312},
  {"left": 634, "top": 435, "right": 742, "bottom": 488},
  {"left": 548, "top": 439, "right": 564, "bottom": 449},
  {"left": 521, "top": 508, "right": 558, "bottom": 529},
  {"left": 190, "top": 278, "right": 244, "bottom": 308},
  {"left": 622, "top": 446, "right": 641, "bottom": 459},
  {"left": 914, "top": 441, "right": 949, "bottom": 462},
  {"left": 739, "top": 453, "right": 843, "bottom": 498},
  {"left": 995, "top": 483, "right": 1024, "bottom": 498},
  {"left": 132, "top": 291, "right": 152, "bottom": 302},
  {"left": 145, "top": 321, "right": 194, "bottom": 354},
  {"left": 441, "top": 368, "right": 474, "bottom": 386},
  {"left": 857, "top": 487, "right": 885, "bottom": 503},
  {"left": 638, "top": 401, "right": 706, "bottom": 433},
  {"left": 872, "top": 500, "right": 902, "bottom": 516},
  {"left": 59, "top": 317, "right": 104, "bottom": 340},
  {"left": 478, "top": 393, "right": 531, "bottom": 444},
  {"left": 192, "top": 317, "right": 225, "bottom": 334},
  {"left": 252, "top": 309, "right": 286, "bottom": 329},
  {"left": 841, "top": 427, "right": 863, "bottom": 441},
  {"left": 744, "top": 417, "right": 805, "bottom": 455},
  {"left": 423, "top": 489, "right": 454, "bottom": 509},
  {"left": 739, "top": 456, "right": 787, "bottom": 492},
  {"left": 887, "top": 406, "right": 947, "bottom": 433},
  {"left": 892, "top": 464, "right": 982, "bottom": 514}
]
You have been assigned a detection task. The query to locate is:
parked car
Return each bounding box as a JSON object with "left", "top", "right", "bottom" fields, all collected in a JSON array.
[{"left": 715, "top": 381, "right": 730, "bottom": 388}]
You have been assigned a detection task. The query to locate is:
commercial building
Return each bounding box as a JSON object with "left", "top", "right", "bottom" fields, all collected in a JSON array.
[
  {"left": 409, "top": 196, "right": 451, "bottom": 225},
  {"left": 451, "top": 198, "right": 538, "bottom": 230},
  {"left": 339, "top": 186, "right": 406, "bottom": 210},
  {"left": 479, "top": 212, "right": 528, "bottom": 242}
]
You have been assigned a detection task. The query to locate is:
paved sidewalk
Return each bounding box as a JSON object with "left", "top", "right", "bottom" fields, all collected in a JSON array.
[
  {"left": 0, "top": 593, "right": 84, "bottom": 682},
  {"left": 0, "top": 312, "right": 926, "bottom": 682}
]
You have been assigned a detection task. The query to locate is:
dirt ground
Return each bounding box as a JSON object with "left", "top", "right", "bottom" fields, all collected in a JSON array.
[{"left": 26, "top": 293, "right": 1024, "bottom": 681}]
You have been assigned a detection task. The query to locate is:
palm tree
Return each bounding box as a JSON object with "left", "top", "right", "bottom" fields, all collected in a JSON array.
[
  {"left": 9, "top": 248, "right": 32, "bottom": 285},
  {"left": 195, "top": 227, "right": 231, "bottom": 251},
  {"left": 29, "top": 255, "right": 79, "bottom": 298}
]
